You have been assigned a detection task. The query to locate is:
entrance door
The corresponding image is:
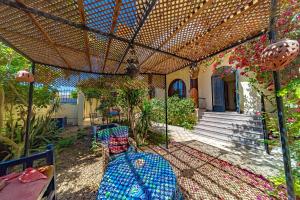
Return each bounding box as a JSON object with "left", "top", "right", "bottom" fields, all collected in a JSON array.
[{"left": 212, "top": 75, "right": 225, "bottom": 112}]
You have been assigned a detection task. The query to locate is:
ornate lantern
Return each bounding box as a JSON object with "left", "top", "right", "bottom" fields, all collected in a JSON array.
[
  {"left": 15, "top": 70, "right": 34, "bottom": 83},
  {"left": 126, "top": 47, "right": 140, "bottom": 78},
  {"left": 189, "top": 63, "right": 199, "bottom": 79},
  {"left": 261, "top": 39, "right": 299, "bottom": 71}
]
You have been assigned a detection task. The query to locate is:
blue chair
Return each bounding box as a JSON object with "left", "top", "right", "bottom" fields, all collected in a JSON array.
[{"left": 95, "top": 126, "right": 137, "bottom": 171}]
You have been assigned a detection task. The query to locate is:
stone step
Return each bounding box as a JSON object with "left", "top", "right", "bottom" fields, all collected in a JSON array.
[
  {"left": 200, "top": 115, "right": 262, "bottom": 125},
  {"left": 191, "top": 129, "right": 264, "bottom": 151},
  {"left": 193, "top": 125, "right": 263, "bottom": 139},
  {"left": 199, "top": 120, "right": 263, "bottom": 132},
  {"left": 193, "top": 127, "right": 263, "bottom": 145},
  {"left": 201, "top": 113, "right": 261, "bottom": 121},
  {"left": 202, "top": 112, "right": 259, "bottom": 118}
]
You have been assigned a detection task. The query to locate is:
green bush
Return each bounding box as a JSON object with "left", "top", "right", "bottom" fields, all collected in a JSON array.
[
  {"left": 150, "top": 96, "right": 197, "bottom": 129},
  {"left": 57, "top": 137, "right": 76, "bottom": 149}
]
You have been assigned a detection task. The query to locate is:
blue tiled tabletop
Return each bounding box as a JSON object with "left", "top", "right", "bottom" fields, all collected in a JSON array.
[{"left": 97, "top": 152, "right": 183, "bottom": 200}]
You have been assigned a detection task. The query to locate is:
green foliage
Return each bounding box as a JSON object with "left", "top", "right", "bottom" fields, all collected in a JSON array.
[
  {"left": 136, "top": 100, "right": 153, "bottom": 144},
  {"left": 1, "top": 99, "right": 62, "bottom": 160},
  {"left": 117, "top": 87, "right": 147, "bottom": 140},
  {"left": 70, "top": 90, "right": 78, "bottom": 99},
  {"left": 0, "top": 43, "right": 63, "bottom": 160},
  {"left": 0, "top": 42, "right": 29, "bottom": 79},
  {"left": 57, "top": 137, "right": 76, "bottom": 150},
  {"left": 269, "top": 171, "right": 300, "bottom": 197},
  {"left": 150, "top": 96, "right": 197, "bottom": 129}
]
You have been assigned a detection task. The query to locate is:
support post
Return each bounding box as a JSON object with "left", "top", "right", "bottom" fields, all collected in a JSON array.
[
  {"left": 235, "top": 70, "right": 240, "bottom": 113},
  {"left": 269, "top": 0, "right": 295, "bottom": 199},
  {"left": 23, "top": 62, "right": 35, "bottom": 157},
  {"left": 164, "top": 75, "right": 168, "bottom": 149},
  {"left": 260, "top": 93, "right": 270, "bottom": 154}
]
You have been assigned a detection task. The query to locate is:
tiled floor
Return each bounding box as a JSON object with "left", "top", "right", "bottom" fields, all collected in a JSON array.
[{"left": 141, "top": 141, "right": 286, "bottom": 200}]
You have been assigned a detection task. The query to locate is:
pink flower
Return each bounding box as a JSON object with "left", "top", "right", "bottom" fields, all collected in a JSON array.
[
  {"left": 260, "top": 35, "right": 267, "bottom": 43},
  {"left": 287, "top": 118, "right": 296, "bottom": 123},
  {"left": 255, "top": 111, "right": 261, "bottom": 116}
]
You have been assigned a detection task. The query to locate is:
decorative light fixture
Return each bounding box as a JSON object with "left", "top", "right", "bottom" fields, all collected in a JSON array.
[
  {"left": 189, "top": 63, "right": 199, "bottom": 79},
  {"left": 126, "top": 47, "right": 140, "bottom": 78},
  {"left": 261, "top": 39, "right": 299, "bottom": 71},
  {"left": 15, "top": 69, "right": 34, "bottom": 83}
]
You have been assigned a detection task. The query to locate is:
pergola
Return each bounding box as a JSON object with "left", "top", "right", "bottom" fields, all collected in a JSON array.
[
  {"left": 0, "top": 0, "right": 271, "bottom": 75},
  {"left": 0, "top": 0, "right": 296, "bottom": 199}
]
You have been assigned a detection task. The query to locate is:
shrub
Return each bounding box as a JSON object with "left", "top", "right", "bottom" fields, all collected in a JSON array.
[{"left": 150, "top": 96, "right": 197, "bottom": 129}]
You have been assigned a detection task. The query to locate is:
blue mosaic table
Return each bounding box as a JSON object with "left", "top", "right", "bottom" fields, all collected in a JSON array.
[{"left": 97, "top": 152, "right": 183, "bottom": 200}]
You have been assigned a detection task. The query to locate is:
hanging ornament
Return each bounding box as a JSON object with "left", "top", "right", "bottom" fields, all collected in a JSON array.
[
  {"left": 126, "top": 47, "right": 140, "bottom": 78},
  {"left": 261, "top": 39, "right": 299, "bottom": 71},
  {"left": 189, "top": 63, "right": 199, "bottom": 79},
  {"left": 15, "top": 70, "right": 34, "bottom": 83}
]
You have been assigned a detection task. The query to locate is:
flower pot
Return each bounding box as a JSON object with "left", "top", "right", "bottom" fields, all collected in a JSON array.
[
  {"left": 261, "top": 39, "right": 299, "bottom": 71},
  {"left": 15, "top": 70, "right": 34, "bottom": 83}
]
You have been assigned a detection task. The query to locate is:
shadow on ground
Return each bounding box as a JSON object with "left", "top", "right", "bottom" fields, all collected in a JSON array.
[
  {"left": 56, "top": 128, "right": 102, "bottom": 200},
  {"left": 141, "top": 140, "right": 286, "bottom": 200}
]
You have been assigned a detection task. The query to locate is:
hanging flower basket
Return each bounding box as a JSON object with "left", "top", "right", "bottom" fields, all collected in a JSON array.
[
  {"left": 15, "top": 70, "right": 34, "bottom": 83},
  {"left": 261, "top": 39, "right": 299, "bottom": 71}
]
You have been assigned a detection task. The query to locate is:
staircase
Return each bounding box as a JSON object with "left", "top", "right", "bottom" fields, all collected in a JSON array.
[{"left": 193, "top": 112, "right": 264, "bottom": 151}]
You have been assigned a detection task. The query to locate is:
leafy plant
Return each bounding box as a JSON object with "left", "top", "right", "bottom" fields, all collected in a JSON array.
[
  {"left": 150, "top": 96, "right": 197, "bottom": 129},
  {"left": 117, "top": 87, "right": 147, "bottom": 140},
  {"left": 136, "top": 100, "right": 153, "bottom": 144}
]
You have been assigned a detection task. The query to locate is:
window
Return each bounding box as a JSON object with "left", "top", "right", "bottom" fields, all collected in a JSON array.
[{"left": 168, "top": 79, "right": 186, "bottom": 98}]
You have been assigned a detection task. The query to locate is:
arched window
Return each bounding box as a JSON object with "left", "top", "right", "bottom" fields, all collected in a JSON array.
[{"left": 168, "top": 79, "right": 186, "bottom": 98}]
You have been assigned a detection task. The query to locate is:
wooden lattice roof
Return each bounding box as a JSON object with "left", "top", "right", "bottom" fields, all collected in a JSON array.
[{"left": 0, "top": 0, "right": 272, "bottom": 75}]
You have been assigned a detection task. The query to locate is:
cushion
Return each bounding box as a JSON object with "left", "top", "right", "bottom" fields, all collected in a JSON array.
[
  {"left": 109, "top": 145, "right": 128, "bottom": 154},
  {"left": 109, "top": 137, "right": 128, "bottom": 146},
  {"left": 108, "top": 136, "right": 129, "bottom": 154},
  {"left": 111, "top": 126, "right": 129, "bottom": 138},
  {"left": 97, "top": 126, "right": 129, "bottom": 145},
  {"left": 18, "top": 168, "right": 47, "bottom": 183}
]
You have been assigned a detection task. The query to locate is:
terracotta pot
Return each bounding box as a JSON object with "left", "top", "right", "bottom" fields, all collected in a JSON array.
[
  {"left": 261, "top": 39, "right": 299, "bottom": 71},
  {"left": 15, "top": 70, "right": 34, "bottom": 83}
]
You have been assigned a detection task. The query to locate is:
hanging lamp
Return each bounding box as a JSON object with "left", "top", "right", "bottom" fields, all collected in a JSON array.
[
  {"left": 261, "top": 39, "right": 299, "bottom": 71},
  {"left": 126, "top": 47, "right": 140, "bottom": 78},
  {"left": 15, "top": 69, "right": 34, "bottom": 83}
]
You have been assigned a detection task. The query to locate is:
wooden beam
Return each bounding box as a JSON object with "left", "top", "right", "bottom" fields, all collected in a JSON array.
[
  {"left": 15, "top": 0, "right": 71, "bottom": 68},
  {"left": 28, "top": 13, "right": 72, "bottom": 68},
  {"left": 103, "top": 0, "right": 122, "bottom": 72},
  {"left": 148, "top": 0, "right": 259, "bottom": 72},
  {"left": 115, "top": 0, "right": 159, "bottom": 73},
  {"left": 0, "top": 27, "right": 126, "bottom": 66},
  {"left": 78, "top": 0, "right": 92, "bottom": 72},
  {"left": 140, "top": 0, "right": 213, "bottom": 67},
  {"left": 0, "top": 0, "right": 194, "bottom": 64},
  {"left": 173, "top": 0, "right": 259, "bottom": 56}
]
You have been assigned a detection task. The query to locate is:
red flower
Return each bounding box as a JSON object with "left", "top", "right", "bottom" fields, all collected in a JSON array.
[
  {"left": 240, "top": 72, "right": 246, "bottom": 76},
  {"left": 260, "top": 35, "right": 267, "bottom": 43}
]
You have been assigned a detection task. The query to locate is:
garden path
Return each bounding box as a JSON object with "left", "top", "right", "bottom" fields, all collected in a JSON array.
[{"left": 153, "top": 123, "right": 284, "bottom": 178}]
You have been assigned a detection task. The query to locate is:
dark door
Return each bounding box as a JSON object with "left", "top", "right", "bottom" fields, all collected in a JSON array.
[{"left": 212, "top": 75, "right": 225, "bottom": 112}]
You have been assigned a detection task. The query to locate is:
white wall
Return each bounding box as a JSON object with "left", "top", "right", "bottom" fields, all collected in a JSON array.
[
  {"left": 198, "top": 65, "right": 213, "bottom": 110},
  {"left": 165, "top": 53, "right": 263, "bottom": 114},
  {"left": 166, "top": 67, "right": 190, "bottom": 97}
]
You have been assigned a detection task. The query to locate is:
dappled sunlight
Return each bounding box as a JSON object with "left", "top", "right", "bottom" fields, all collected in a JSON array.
[{"left": 141, "top": 141, "right": 287, "bottom": 200}]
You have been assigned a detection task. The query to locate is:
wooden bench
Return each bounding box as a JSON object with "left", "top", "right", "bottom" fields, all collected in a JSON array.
[{"left": 0, "top": 144, "right": 56, "bottom": 200}]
